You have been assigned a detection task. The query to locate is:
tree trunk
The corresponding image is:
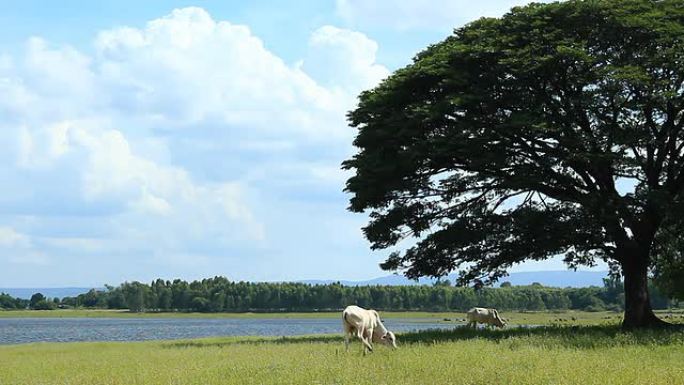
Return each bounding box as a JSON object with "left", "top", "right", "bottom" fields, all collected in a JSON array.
[{"left": 621, "top": 257, "right": 669, "bottom": 329}]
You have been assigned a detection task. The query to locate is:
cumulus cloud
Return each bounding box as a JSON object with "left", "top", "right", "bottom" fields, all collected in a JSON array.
[
  {"left": 336, "top": 0, "right": 554, "bottom": 31},
  {"left": 302, "top": 25, "right": 389, "bottom": 94},
  {"left": 94, "top": 8, "right": 353, "bottom": 138},
  {"left": 0, "top": 7, "right": 388, "bottom": 285}
]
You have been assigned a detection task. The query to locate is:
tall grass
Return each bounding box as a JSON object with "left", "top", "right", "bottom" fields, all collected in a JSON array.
[{"left": 1, "top": 325, "right": 683, "bottom": 385}]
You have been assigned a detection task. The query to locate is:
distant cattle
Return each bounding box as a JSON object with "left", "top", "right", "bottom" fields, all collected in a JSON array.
[
  {"left": 466, "top": 307, "right": 506, "bottom": 329},
  {"left": 342, "top": 305, "right": 397, "bottom": 352}
]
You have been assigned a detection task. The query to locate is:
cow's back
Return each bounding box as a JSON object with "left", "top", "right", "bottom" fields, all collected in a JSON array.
[
  {"left": 466, "top": 307, "right": 489, "bottom": 322},
  {"left": 343, "top": 305, "right": 370, "bottom": 327}
]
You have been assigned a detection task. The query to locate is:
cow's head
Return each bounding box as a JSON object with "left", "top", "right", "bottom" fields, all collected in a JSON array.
[{"left": 380, "top": 331, "right": 397, "bottom": 348}]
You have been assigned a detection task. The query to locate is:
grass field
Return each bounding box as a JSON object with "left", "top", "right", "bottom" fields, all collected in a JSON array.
[
  {"left": 2, "top": 310, "right": 683, "bottom": 384},
  {"left": 1, "top": 324, "right": 683, "bottom": 385}
]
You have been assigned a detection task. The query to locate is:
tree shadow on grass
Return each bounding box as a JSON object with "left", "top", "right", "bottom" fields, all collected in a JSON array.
[
  {"left": 397, "top": 324, "right": 682, "bottom": 348},
  {"left": 165, "top": 323, "right": 684, "bottom": 350}
]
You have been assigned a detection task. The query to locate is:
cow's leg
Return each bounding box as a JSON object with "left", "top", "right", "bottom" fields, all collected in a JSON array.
[
  {"left": 357, "top": 328, "right": 373, "bottom": 352},
  {"left": 366, "top": 327, "right": 375, "bottom": 352},
  {"left": 343, "top": 322, "right": 352, "bottom": 351}
]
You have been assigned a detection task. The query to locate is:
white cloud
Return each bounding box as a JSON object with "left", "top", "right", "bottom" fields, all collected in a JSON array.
[
  {"left": 0, "top": 227, "right": 51, "bottom": 267},
  {"left": 24, "top": 37, "right": 96, "bottom": 101},
  {"left": 0, "top": 227, "right": 29, "bottom": 247},
  {"left": 94, "top": 7, "right": 347, "bottom": 138},
  {"left": 17, "top": 121, "right": 71, "bottom": 169},
  {"left": 303, "top": 26, "right": 389, "bottom": 94},
  {"left": 0, "top": 7, "right": 388, "bottom": 285},
  {"left": 130, "top": 188, "right": 172, "bottom": 216},
  {"left": 336, "top": 0, "right": 554, "bottom": 31}
]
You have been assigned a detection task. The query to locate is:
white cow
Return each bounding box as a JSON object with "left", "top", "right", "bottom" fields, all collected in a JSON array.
[
  {"left": 342, "top": 305, "right": 397, "bottom": 352},
  {"left": 466, "top": 307, "right": 506, "bottom": 328}
]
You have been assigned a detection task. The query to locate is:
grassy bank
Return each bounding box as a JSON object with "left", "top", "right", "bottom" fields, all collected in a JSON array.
[{"left": 1, "top": 325, "right": 683, "bottom": 385}]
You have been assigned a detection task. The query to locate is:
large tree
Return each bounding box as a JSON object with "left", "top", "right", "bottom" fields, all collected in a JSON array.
[{"left": 343, "top": 0, "right": 684, "bottom": 329}]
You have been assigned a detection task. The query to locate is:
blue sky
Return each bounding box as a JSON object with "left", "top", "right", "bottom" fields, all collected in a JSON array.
[{"left": 0, "top": 0, "right": 604, "bottom": 287}]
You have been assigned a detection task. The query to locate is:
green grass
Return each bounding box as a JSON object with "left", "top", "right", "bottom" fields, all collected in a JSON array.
[{"left": 1, "top": 325, "right": 683, "bottom": 385}]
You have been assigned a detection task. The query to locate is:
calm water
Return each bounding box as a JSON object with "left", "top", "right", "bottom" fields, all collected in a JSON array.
[{"left": 0, "top": 317, "right": 457, "bottom": 345}]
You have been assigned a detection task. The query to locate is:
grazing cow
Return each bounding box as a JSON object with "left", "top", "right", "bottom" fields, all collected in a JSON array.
[
  {"left": 466, "top": 307, "right": 506, "bottom": 329},
  {"left": 342, "top": 305, "right": 397, "bottom": 352}
]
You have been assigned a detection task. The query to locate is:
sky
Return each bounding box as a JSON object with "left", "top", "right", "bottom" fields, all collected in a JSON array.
[{"left": 0, "top": 0, "right": 605, "bottom": 287}]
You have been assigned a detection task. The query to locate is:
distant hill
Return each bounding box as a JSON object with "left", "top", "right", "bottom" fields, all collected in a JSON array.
[
  {"left": 2, "top": 271, "right": 609, "bottom": 299},
  {"left": 301, "top": 270, "right": 609, "bottom": 288},
  {"left": 494, "top": 271, "right": 609, "bottom": 288},
  {"left": 0, "top": 288, "right": 97, "bottom": 300}
]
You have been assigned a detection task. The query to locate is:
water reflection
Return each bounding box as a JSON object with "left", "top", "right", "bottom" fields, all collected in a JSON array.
[{"left": 0, "top": 317, "right": 458, "bottom": 345}]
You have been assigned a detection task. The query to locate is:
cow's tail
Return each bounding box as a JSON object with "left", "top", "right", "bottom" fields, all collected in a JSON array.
[{"left": 342, "top": 310, "right": 353, "bottom": 333}]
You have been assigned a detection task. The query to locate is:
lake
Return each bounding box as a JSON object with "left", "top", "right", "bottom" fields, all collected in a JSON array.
[{"left": 0, "top": 317, "right": 458, "bottom": 345}]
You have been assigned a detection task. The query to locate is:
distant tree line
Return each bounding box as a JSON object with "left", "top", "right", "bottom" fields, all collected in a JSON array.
[
  {"left": 0, "top": 293, "right": 28, "bottom": 309},
  {"left": 2, "top": 276, "right": 674, "bottom": 313},
  {"left": 0, "top": 292, "right": 60, "bottom": 310}
]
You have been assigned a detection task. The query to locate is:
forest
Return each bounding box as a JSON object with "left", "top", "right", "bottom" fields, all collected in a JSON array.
[{"left": 1, "top": 276, "right": 674, "bottom": 313}]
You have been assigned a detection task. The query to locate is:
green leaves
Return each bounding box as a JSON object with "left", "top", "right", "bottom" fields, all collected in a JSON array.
[{"left": 345, "top": 0, "right": 684, "bottom": 284}]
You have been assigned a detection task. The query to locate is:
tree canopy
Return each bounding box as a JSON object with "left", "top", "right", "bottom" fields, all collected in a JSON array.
[{"left": 343, "top": 0, "right": 684, "bottom": 328}]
